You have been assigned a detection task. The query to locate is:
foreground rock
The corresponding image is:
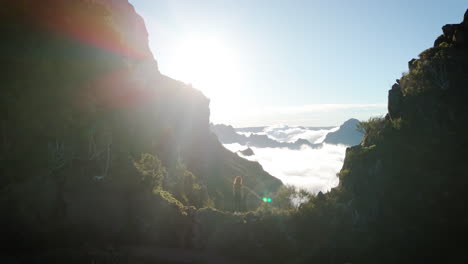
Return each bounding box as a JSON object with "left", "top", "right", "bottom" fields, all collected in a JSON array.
[{"left": 0, "top": 0, "right": 281, "bottom": 254}]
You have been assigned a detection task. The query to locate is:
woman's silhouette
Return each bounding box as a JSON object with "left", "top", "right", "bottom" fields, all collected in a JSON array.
[{"left": 233, "top": 176, "right": 243, "bottom": 212}]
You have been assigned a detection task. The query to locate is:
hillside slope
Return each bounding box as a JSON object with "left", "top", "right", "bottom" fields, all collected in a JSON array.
[
  {"left": 295, "top": 9, "right": 468, "bottom": 263},
  {"left": 0, "top": 0, "right": 281, "bottom": 251}
]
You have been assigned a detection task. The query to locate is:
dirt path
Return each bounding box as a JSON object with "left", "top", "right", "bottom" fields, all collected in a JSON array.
[
  {"left": 6, "top": 246, "right": 244, "bottom": 264},
  {"left": 120, "top": 246, "right": 243, "bottom": 264}
]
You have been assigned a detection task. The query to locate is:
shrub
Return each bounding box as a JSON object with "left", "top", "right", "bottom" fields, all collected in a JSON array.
[
  {"left": 358, "top": 117, "right": 387, "bottom": 146},
  {"left": 133, "top": 153, "right": 167, "bottom": 190},
  {"left": 271, "top": 185, "right": 311, "bottom": 210}
]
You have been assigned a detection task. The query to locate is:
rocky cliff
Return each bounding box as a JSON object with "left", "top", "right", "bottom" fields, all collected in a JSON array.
[
  {"left": 328, "top": 8, "right": 468, "bottom": 262},
  {"left": 0, "top": 0, "right": 281, "bottom": 252}
]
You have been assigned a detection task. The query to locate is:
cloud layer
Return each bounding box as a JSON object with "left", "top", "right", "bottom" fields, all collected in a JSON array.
[
  {"left": 261, "top": 124, "right": 339, "bottom": 144},
  {"left": 224, "top": 142, "right": 347, "bottom": 194}
]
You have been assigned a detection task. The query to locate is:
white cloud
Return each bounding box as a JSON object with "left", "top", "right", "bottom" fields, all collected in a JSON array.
[
  {"left": 312, "top": 127, "right": 340, "bottom": 144},
  {"left": 224, "top": 143, "right": 347, "bottom": 194},
  {"left": 262, "top": 125, "right": 339, "bottom": 144}
]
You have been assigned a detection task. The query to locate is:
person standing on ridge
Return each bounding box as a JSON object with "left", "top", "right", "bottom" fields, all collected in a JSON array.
[{"left": 233, "top": 176, "right": 243, "bottom": 212}]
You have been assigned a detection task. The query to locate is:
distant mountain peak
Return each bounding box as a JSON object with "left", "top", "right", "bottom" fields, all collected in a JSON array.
[{"left": 323, "top": 118, "right": 363, "bottom": 146}]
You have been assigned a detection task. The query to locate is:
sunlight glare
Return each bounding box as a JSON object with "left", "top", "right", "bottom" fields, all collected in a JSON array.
[{"left": 169, "top": 34, "right": 242, "bottom": 103}]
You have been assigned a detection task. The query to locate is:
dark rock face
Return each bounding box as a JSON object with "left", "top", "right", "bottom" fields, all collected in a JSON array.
[
  {"left": 0, "top": 0, "right": 282, "bottom": 251},
  {"left": 388, "top": 83, "right": 403, "bottom": 119},
  {"left": 434, "top": 34, "right": 446, "bottom": 47},
  {"left": 333, "top": 9, "right": 468, "bottom": 262},
  {"left": 323, "top": 118, "right": 363, "bottom": 146}
]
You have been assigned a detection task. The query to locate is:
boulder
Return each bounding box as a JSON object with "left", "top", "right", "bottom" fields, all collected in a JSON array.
[
  {"left": 434, "top": 34, "right": 447, "bottom": 47},
  {"left": 438, "top": 11, "right": 468, "bottom": 48},
  {"left": 442, "top": 24, "right": 458, "bottom": 39},
  {"left": 408, "top": 58, "right": 418, "bottom": 72}
]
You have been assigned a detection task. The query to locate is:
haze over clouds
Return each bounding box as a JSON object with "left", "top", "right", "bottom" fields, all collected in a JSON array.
[
  {"left": 224, "top": 125, "right": 349, "bottom": 194},
  {"left": 261, "top": 125, "right": 340, "bottom": 144},
  {"left": 211, "top": 103, "right": 386, "bottom": 127},
  {"left": 237, "top": 125, "right": 336, "bottom": 144}
]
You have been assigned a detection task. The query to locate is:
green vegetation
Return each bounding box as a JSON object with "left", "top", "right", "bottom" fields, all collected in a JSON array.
[
  {"left": 134, "top": 153, "right": 167, "bottom": 190},
  {"left": 1, "top": 1, "right": 467, "bottom": 263}
]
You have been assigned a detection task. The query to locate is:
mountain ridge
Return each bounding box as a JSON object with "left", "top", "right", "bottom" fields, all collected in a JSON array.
[{"left": 211, "top": 118, "right": 363, "bottom": 150}]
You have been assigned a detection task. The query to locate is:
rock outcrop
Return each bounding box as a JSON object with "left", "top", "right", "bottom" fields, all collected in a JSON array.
[
  {"left": 388, "top": 82, "right": 403, "bottom": 119},
  {"left": 434, "top": 9, "right": 468, "bottom": 48},
  {"left": 270, "top": 8, "right": 468, "bottom": 263},
  {"left": 330, "top": 8, "right": 468, "bottom": 262}
]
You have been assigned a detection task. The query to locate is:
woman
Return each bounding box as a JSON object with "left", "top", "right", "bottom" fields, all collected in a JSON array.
[{"left": 233, "top": 176, "right": 243, "bottom": 212}]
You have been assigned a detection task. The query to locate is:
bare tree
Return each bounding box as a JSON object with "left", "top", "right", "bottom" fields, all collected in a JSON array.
[
  {"left": 48, "top": 139, "right": 67, "bottom": 175},
  {"left": 47, "top": 126, "right": 113, "bottom": 180},
  {"left": 94, "top": 132, "right": 112, "bottom": 181},
  {"left": 87, "top": 128, "right": 112, "bottom": 181}
]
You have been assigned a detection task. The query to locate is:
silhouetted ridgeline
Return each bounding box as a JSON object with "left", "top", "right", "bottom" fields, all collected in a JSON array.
[
  {"left": 296, "top": 9, "right": 468, "bottom": 263},
  {"left": 211, "top": 118, "right": 363, "bottom": 149},
  {"left": 1, "top": 1, "right": 468, "bottom": 263},
  {"left": 0, "top": 0, "right": 281, "bottom": 258}
]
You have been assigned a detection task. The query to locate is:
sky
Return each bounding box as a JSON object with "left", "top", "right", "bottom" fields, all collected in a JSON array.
[{"left": 131, "top": 0, "right": 467, "bottom": 127}]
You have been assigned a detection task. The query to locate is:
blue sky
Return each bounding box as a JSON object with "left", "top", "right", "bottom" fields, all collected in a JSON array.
[{"left": 131, "top": 0, "right": 467, "bottom": 127}]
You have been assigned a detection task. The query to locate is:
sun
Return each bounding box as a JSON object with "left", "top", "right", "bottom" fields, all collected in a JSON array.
[{"left": 168, "top": 33, "right": 242, "bottom": 102}]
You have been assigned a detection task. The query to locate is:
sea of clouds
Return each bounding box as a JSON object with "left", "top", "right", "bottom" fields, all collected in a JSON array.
[
  {"left": 263, "top": 124, "right": 339, "bottom": 144},
  {"left": 224, "top": 125, "right": 348, "bottom": 194}
]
